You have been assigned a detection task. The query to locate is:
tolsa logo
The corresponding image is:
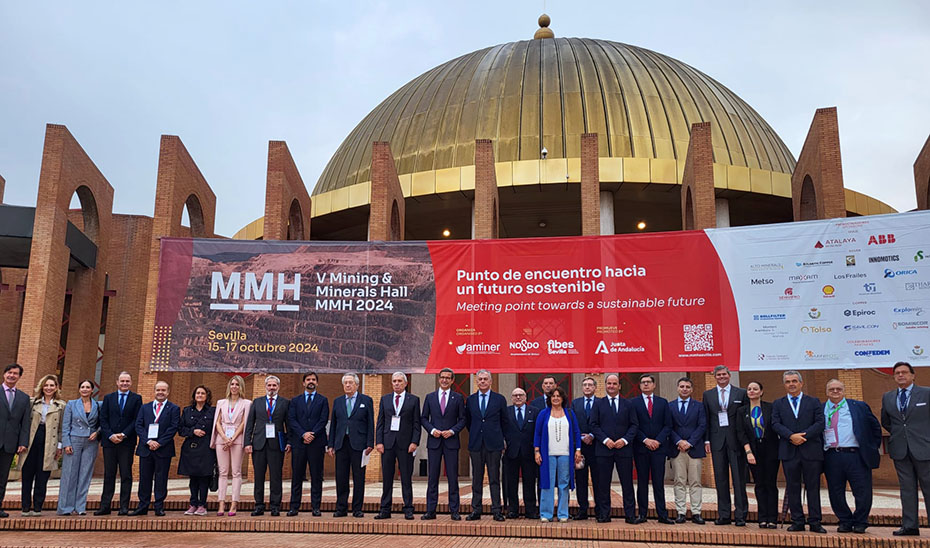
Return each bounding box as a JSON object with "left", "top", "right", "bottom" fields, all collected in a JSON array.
[
  {"left": 800, "top": 326, "right": 831, "bottom": 334},
  {"left": 867, "top": 234, "right": 895, "bottom": 245},
  {"left": 210, "top": 272, "right": 301, "bottom": 311}
]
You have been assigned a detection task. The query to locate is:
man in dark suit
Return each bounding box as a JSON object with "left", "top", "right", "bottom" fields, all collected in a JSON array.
[
  {"left": 95, "top": 371, "right": 143, "bottom": 516},
  {"left": 129, "top": 380, "right": 180, "bottom": 516},
  {"left": 589, "top": 373, "right": 638, "bottom": 524},
  {"left": 328, "top": 372, "right": 374, "bottom": 518},
  {"left": 502, "top": 387, "right": 538, "bottom": 519},
  {"left": 244, "top": 375, "right": 291, "bottom": 516},
  {"left": 420, "top": 367, "right": 466, "bottom": 520},
  {"left": 631, "top": 374, "right": 673, "bottom": 524},
  {"left": 465, "top": 369, "right": 507, "bottom": 521},
  {"left": 571, "top": 376, "right": 598, "bottom": 520},
  {"left": 881, "top": 361, "right": 930, "bottom": 537},
  {"left": 0, "top": 363, "right": 30, "bottom": 518},
  {"left": 374, "top": 372, "right": 421, "bottom": 520},
  {"left": 529, "top": 375, "right": 557, "bottom": 410},
  {"left": 772, "top": 370, "right": 826, "bottom": 533},
  {"left": 702, "top": 365, "right": 748, "bottom": 526},
  {"left": 823, "top": 378, "right": 881, "bottom": 534},
  {"left": 287, "top": 371, "right": 328, "bottom": 517},
  {"left": 669, "top": 376, "right": 706, "bottom": 524}
]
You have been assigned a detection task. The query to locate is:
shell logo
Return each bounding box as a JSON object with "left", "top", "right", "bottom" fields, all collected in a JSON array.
[{"left": 822, "top": 285, "right": 835, "bottom": 296}]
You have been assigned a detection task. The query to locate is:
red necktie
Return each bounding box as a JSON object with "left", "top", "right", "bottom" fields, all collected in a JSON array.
[
  {"left": 395, "top": 394, "right": 401, "bottom": 413},
  {"left": 647, "top": 396, "right": 653, "bottom": 418}
]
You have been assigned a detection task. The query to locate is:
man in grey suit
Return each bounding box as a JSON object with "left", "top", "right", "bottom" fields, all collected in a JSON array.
[
  {"left": 881, "top": 361, "right": 930, "bottom": 537},
  {"left": 702, "top": 365, "right": 748, "bottom": 526},
  {"left": 0, "top": 364, "right": 31, "bottom": 518}
]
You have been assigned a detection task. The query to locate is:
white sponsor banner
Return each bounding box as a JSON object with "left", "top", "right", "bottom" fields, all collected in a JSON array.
[{"left": 706, "top": 210, "right": 930, "bottom": 371}]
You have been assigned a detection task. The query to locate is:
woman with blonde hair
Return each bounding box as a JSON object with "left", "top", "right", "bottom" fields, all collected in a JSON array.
[
  {"left": 17, "top": 374, "right": 66, "bottom": 516},
  {"left": 211, "top": 375, "right": 251, "bottom": 516}
]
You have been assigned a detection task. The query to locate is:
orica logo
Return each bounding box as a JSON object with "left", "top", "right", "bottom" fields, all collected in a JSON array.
[{"left": 885, "top": 268, "right": 918, "bottom": 278}]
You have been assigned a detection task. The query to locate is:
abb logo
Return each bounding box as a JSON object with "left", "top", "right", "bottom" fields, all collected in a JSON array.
[{"left": 868, "top": 234, "right": 895, "bottom": 245}]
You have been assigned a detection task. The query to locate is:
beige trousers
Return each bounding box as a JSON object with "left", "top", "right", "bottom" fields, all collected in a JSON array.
[{"left": 671, "top": 451, "right": 703, "bottom": 515}]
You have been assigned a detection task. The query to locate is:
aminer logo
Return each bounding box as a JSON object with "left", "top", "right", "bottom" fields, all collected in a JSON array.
[
  {"left": 455, "top": 342, "right": 501, "bottom": 355},
  {"left": 210, "top": 272, "right": 301, "bottom": 311}
]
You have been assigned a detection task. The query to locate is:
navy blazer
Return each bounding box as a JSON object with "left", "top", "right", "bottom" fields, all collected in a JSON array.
[
  {"left": 503, "top": 404, "right": 537, "bottom": 459},
  {"left": 99, "top": 391, "right": 143, "bottom": 448},
  {"left": 420, "top": 389, "right": 466, "bottom": 450},
  {"left": 465, "top": 390, "right": 507, "bottom": 452},
  {"left": 631, "top": 394, "right": 671, "bottom": 455},
  {"left": 838, "top": 398, "right": 882, "bottom": 470},
  {"left": 287, "top": 391, "right": 329, "bottom": 449},
  {"left": 329, "top": 393, "right": 374, "bottom": 452},
  {"left": 589, "top": 395, "right": 639, "bottom": 458},
  {"left": 771, "top": 393, "right": 825, "bottom": 462},
  {"left": 134, "top": 400, "right": 180, "bottom": 458},
  {"left": 571, "top": 396, "right": 598, "bottom": 437},
  {"left": 529, "top": 395, "right": 547, "bottom": 411},
  {"left": 376, "top": 392, "right": 421, "bottom": 449},
  {"left": 669, "top": 397, "right": 707, "bottom": 459}
]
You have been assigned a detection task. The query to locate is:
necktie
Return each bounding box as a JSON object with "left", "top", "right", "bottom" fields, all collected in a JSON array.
[
  {"left": 480, "top": 393, "right": 487, "bottom": 416},
  {"left": 647, "top": 395, "right": 653, "bottom": 418},
  {"left": 5, "top": 387, "right": 13, "bottom": 408},
  {"left": 679, "top": 400, "right": 686, "bottom": 414},
  {"left": 517, "top": 406, "right": 523, "bottom": 425},
  {"left": 900, "top": 389, "right": 909, "bottom": 414},
  {"left": 155, "top": 401, "right": 162, "bottom": 421},
  {"left": 791, "top": 396, "right": 799, "bottom": 416},
  {"left": 719, "top": 388, "right": 728, "bottom": 411},
  {"left": 395, "top": 394, "right": 401, "bottom": 414},
  {"left": 829, "top": 404, "right": 840, "bottom": 448},
  {"left": 307, "top": 392, "right": 313, "bottom": 407},
  {"left": 585, "top": 398, "right": 592, "bottom": 417},
  {"left": 440, "top": 391, "right": 447, "bottom": 414},
  {"left": 346, "top": 397, "right": 353, "bottom": 435},
  {"left": 611, "top": 397, "right": 618, "bottom": 414},
  {"left": 119, "top": 393, "right": 126, "bottom": 413}
]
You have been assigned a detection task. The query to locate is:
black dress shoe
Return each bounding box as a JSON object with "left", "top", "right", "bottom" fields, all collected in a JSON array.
[
  {"left": 311, "top": 509, "right": 321, "bottom": 517},
  {"left": 852, "top": 525, "right": 868, "bottom": 534},
  {"left": 714, "top": 518, "right": 730, "bottom": 526},
  {"left": 624, "top": 517, "right": 637, "bottom": 524},
  {"left": 574, "top": 513, "right": 589, "bottom": 521},
  {"left": 465, "top": 512, "right": 481, "bottom": 521},
  {"left": 657, "top": 516, "right": 675, "bottom": 524},
  {"left": 809, "top": 523, "right": 827, "bottom": 534},
  {"left": 692, "top": 516, "right": 705, "bottom": 525},
  {"left": 421, "top": 512, "right": 436, "bottom": 520},
  {"left": 333, "top": 511, "right": 347, "bottom": 517},
  {"left": 127, "top": 508, "right": 148, "bottom": 516},
  {"left": 506, "top": 512, "right": 519, "bottom": 519},
  {"left": 154, "top": 509, "right": 165, "bottom": 517},
  {"left": 450, "top": 513, "right": 461, "bottom": 521},
  {"left": 117, "top": 509, "right": 129, "bottom": 516},
  {"left": 675, "top": 516, "right": 687, "bottom": 524},
  {"left": 786, "top": 522, "right": 805, "bottom": 532},
  {"left": 893, "top": 527, "right": 920, "bottom": 536},
  {"left": 404, "top": 511, "right": 414, "bottom": 520},
  {"left": 635, "top": 516, "right": 648, "bottom": 524},
  {"left": 0, "top": 511, "right": 8, "bottom": 519},
  {"left": 270, "top": 508, "right": 280, "bottom": 517},
  {"left": 837, "top": 523, "right": 853, "bottom": 533},
  {"left": 735, "top": 519, "right": 746, "bottom": 527},
  {"left": 251, "top": 508, "right": 264, "bottom": 516},
  {"left": 352, "top": 511, "right": 365, "bottom": 518},
  {"left": 374, "top": 512, "right": 391, "bottom": 519},
  {"left": 94, "top": 508, "right": 111, "bottom": 516},
  {"left": 597, "top": 516, "right": 611, "bottom": 523},
  {"left": 287, "top": 509, "right": 299, "bottom": 517},
  {"left": 492, "top": 513, "right": 505, "bottom": 522}
]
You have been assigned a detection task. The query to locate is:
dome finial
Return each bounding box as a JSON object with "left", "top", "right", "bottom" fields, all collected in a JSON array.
[{"left": 534, "top": 13, "right": 554, "bottom": 39}]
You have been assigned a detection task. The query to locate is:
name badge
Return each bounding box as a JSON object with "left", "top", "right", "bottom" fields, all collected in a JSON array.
[
  {"left": 824, "top": 430, "right": 837, "bottom": 446},
  {"left": 717, "top": 411, "right": 729, "bottom": 427},
  {"left": 391, "top": 415, "right": 401, "bottom": 431},
  {"left": 148, "top": 424, "right": 159, "bottom": 439},
  {"left": 265, "top": 423, "right": 276, "bottom": 438},
  {"left": 225, "top": 427, "right": 235, "bottom": 438},
  {"left": 917, "top": 402, "right": 927, "bottom": 407}
]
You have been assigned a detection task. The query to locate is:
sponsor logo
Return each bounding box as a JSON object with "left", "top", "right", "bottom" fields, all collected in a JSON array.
[
  {"left": 846, "top": 255, "right": 856, "bottom": 266},
  {"left": 750, "top": 262, "right": 784, "bottom": 271},
  {"left": 595, "top": 340, "right": 645, "bottom": 354},
  {"left": 861, "top": 282, "right": 879, "bottom": 294},
  {"left": 914, "top": 345, "right": 925, "bottom": 356},
  {"left": 916, "top": 250, "right": 926, "bottom": 263},
  {"left": 893, "top": 306, "right": 925, "bottom": 316},
  {"left": 846, "top": 339, "right": 880, "bottom": 347},
  {"left": 800, "top": 325, "right": 831, "bottom": 334},
  {"left": 867, "top": 234, "right": 895, "bottom": 245},
  {"left": 844, "top": 308, "right": 876, "bottom": 317},
  {"left": 804, "top": 350, "right": 840, "bottom": 361},
  {"left": 822, "top": 285, "right": 836, "bottom": 297},
  {"left": 885, "top": 268, "right": 918, "bottom": 278},
  {"left": 844, "top": 324, "right": 879, "bottom": 331},
  {"left": 509, "top": 339, "right": 540, "bottom": 355},
  {"left": 547, "top": 340, "right": 578, "bottom": 355},
  {"left": 905, "top": 281, "right": 930, "bottom": 291},
  {"left": 750, "top": 278, "right": 774, "bottom": 285},
  {"left": 756, "top": 353, "right": 790, "bottom": 362},
  {"left": 209, "top": 271, "right": 301, "bottom": 312},
  {"left": 893, "top": 321, "right": 929, "bottom": 330},
  {"left": 796, "top": 260, "right": 834, "bottom": 267},
  {"left": 753, "top": 313, "right": 787, "bottom": 321},
  {"left": 869, "top": 255, "right": 900, "bottom": 263},
  {"left": 780, "top": 287, "right": 800, "bottom": 301},
  {"left": 455, "top": 342, "right": 501, "bottom": 355},
  {"left": 815, "top": 238, "right": 856, "bottom": 249},
  {"left": 788, "top": 274, "right": 819, "bottom": 283},
  {"left": 808, "top": 308, "right": 822, "bottom": 319},
  {"left": 854, "top": 349, "right": 892, "bottom": 357},
  {"left": 834, "top": 272, "right": 867, "bottom": 280}
]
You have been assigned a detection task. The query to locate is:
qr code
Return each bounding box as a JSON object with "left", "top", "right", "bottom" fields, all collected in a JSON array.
[{"left": 683, "top": 324, "right": 714, "bottom": 352}]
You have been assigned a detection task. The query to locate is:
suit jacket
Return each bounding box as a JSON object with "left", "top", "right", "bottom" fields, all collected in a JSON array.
[
  {"left": 771, "top": 393, "right": 825, "bottom": 461},
  {"left": 61, "top": 398, "right": 101, "bottom": 447},
  {"left": 529, "top": 395, "right": 547, "bottom": 411},
  {"left": 0, "top": 385, "right": 31, "bottom": 452},
  {"left": 881, "top": 385, "right": 930, "bottom": 461},
  {"left": 134, "top": 400, "right": 180, "bottom": 458},
  {"left": 631, "top": 394, "right": 671, "bottom": 455},
  {"left": 99, "top": 390, "right": 143, "bottom": 449},
  {"left": 465, "top": 390, "right": 507, "bottom": 452},
  {"left": 209, "top": 398, "right": 251, "bottom": 449},
  {"left": 329, "top": 392, "right": 374, "bottom": 452},
  {"left": 735, "top": 401, "right": 779, "bottom": 462},
  {"left": 842, "top": 399, "right": 882, "bottom": 469},
  {"left": 420, "top": 389, "right": 466, "bottom": 450},
  {"left": 503, "top": 404, "right": 537, "bottom": 459},
  {"left": 589, "top": 395, "right": 638, "bottom": 458},
  {"left": 376, "top": 392, "right": 421, "bottom": 449},
  {"left": 287, "top": 391, "right": 329, "bottom": 449},
  {"left": 703, "top": 384, "right": 747, "bottom": 451},
  {"left": 244, "top": 395, "right": 290, "bottom": 452},
  {"left": 669, "top": 397, "right": 707, "bottom": 458}
]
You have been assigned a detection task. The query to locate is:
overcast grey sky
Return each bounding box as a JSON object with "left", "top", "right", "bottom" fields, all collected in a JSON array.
[{"left": 1, "top": 1, "right": 928, "bottom": 236}]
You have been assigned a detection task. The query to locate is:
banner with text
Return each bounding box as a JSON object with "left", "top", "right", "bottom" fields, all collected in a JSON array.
[{"left": 149, "top": 210, "right": 930, "bottom": 373}]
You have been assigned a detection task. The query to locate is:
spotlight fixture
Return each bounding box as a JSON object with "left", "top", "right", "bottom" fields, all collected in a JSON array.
[
  {"left": 637, "top": 221, "right": 646, "bottom": 230},
  {"left": 541, "top": 147, "right": 548, "bottom": 159},
  {"left": 442, "top": 229, "right": 451, "bottom": 238}
]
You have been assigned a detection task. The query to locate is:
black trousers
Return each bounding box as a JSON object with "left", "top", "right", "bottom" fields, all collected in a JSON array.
[
  {"left": 380, "top": 444, "right": 415, "bottom": 513},
  {"left": 469, "top": 447, "right": 502, "bottom": 514},
  {"left": 426, "top": 444, "right": 460, "bottom": 514},
  {"left": 290, "top": 444, "right": 325, "bottom": 511},
  {"left": 710, "top": 445, "right": 748, "bottom": 520},
  {"left": 634, "top": 449, "right": 669, "bottom": 519},
  {"left": 100, "top": 443, "right": 134, "bottom": 512},
  {"left": 335, "top": 436, "right": 366, "bottom": 513},
  {"left": 22, "top": 425, "right": 51, "bottom": 512},
  {"left": 0, "top": 450, "right": 14, "bottom": 505},
  {"left": 188, "top": 476, "right": 211, "bottom": 507},
  {"left": 574, "top": 443, "right": 596, "bottom": 515},
  {"left": 252, "top": 446, "right": 284, "bottom": 509},
  {"left": 596, "top": 454, "right": 635, "bottom": 519},
  {"left": 782, "top": 456, "right": 823, "bottom": 524},
  {"left": 503, "top": 452, "right": 538, "bottom": 516},
  {"left": 825, "top": 450, "right": 871, "bottom": 528},
  {"left": 748, "top": 457, "right": 780, "bottom": 523},
  {"left": 137, "top": 455, "right": 171, "bottom": 511}
]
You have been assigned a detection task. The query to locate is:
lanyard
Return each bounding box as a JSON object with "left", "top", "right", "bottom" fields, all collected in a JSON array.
[
  {"left": 826, "top": 400, "right": 846, "bottom": 422},
  {"left": 153, "top": 401, "right": 164, "bottom": 423},
  {"left": 267, "top": 396, "right": 276, "bottom": 420},
  {"left": 228, "top": 400, "right": 236, "bottom": 421}
]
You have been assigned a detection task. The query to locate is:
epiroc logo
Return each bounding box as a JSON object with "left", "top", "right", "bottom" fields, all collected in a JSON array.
[
  {"left": 867, "top": 234, "right": 895, "bottom": 245},
  {"left": 210, "top": 272, "right": 301, "bottom": 311},
  {"left": 844, "top": 308, "right": 876, "bottom": 317}
]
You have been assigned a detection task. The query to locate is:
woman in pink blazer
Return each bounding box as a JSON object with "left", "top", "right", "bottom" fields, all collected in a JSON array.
[{"left": 211, "top": 375, "right": 251, "bottom": 516}]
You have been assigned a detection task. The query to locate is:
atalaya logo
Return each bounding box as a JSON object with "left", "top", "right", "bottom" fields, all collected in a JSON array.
[{"left": 814, "top": 238, "right": 856, "bottom": 249}]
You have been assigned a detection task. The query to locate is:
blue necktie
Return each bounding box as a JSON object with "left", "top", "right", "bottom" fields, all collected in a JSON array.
[
  {"left": 611, "top": 397, "right": 618, "bottom": 414},
  {"left": 680, "top": 400, "right": 686, "bottom": 414},
  {"left": 791, "top": 396, "right": 799, "bottom": 416},
  {"left": 517, "top": 406, "right": 523, "bottom": 426},
  {"left": 119, "top": 393, "right": 126, "bottom": 413},
  {"left": 585, "top": 399, "right": 592, "bottom": 417},
  {"left": 900, "top": 389, "right": 909, "bottom": 413},
  {"left": 480, "top": 393, "right": 487, "bottom": 417}
]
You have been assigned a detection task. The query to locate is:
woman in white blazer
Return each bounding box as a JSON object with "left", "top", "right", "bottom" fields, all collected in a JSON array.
[
  {"left": 58, "top": 379, "right": 101, "bottom": 515},
  {"left": 17, "top": 374, "right": 66, "bottom": 516},
  {"left": 211, "top": 376, "right": 251, "bottom": 516}
]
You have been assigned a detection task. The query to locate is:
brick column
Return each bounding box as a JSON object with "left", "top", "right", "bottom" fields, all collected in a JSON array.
[
  {"left": 369, "top": 142, "right": 405, "bottom": 241},
  {"left": 681, "top": 122, "right": 716, "bottom": 230},
  {"left": 590, "top": 373, "right": 606, "bottom": 397},
  {"left": 915, "top": 134, "right": 930, "bottom": 211},
  {"left": 0, "top": 269, "right": 25, "bottom": 366},
  {"left": 837, "top": 369, "right": 864, "bottom": 401},
  {"left": 581, "top": 133, "right": 601, "bottom": 236},
  {"left": 791, "top": 107, "right": 846, "bottom": 221},
  {"left": 0, "top": 173, "right": 5, "bottom": 203},
  {"left": 473, "top": 139, "right": 500, "bottom": 239},
  {"left": 363, "top": 374, "right": 384, "bottom": 481},
  {"left": 264, "top": 141, "right": 311, "bottom": 240}
]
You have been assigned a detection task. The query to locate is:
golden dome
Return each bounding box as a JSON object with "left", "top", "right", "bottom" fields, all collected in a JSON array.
[{"left": 313, "top": 37, "right": 796, "bottom": 196}]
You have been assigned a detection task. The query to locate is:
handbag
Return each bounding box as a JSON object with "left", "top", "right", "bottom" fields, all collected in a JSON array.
[
  {"left": 209, "top": 464, "right": 219, "bottom": 492},
  {"left": 574, "top": 454, "right": 585, "bottom": 470}
]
